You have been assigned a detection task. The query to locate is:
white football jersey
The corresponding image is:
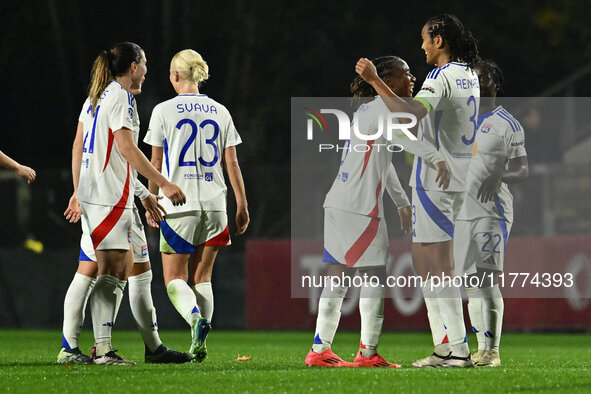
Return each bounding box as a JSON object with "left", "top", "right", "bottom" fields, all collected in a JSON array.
[
  {"left": 323, "top": 98, "right": 412, "bottom": 217},
  {"left": 144, "top": 94, "right": 241, "bottom": 213},
  {"left": 77, "top": 80, "right": 138, "bottom": 208},
  {"left": 411, "top": 62, "right": 480, "bottom": 191},
  {"left": 457, "top": 106, "right": 526, "bottom": 222}
]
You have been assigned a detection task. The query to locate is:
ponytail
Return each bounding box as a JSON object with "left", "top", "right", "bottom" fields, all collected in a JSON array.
[
  {"left": 88, "top": 51, "right": 112, "bottom": 113},
  {"left": 87, "top": 42, "right": 143, "bottom": 113}
]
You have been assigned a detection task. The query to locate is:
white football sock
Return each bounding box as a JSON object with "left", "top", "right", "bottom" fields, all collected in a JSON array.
[
  {"left": 167, "top": 279, "right": 201, "bottom": 327},
  {"left": 359, "top": 281, "right": 384, "bottom": 358},
  {"left": 62, "top": 273, "right": 95, "bottom": 350},
  {"left": 193, "top": 282, "right": 214, "bottom": 321},
  {"left": 128, "top": 270, "right": 162, "bottom": 353},
  {"left": 312, "top": 284, "right": 348, "bottom": 353},
  {"left": 481, "top": 284, "right": 503, "bottom": 351},
  {"left": 90, "top": 275, "right": 121, "bottom": 356},
  {"left": 466, "top": 287, "right": 485, "bottom": 351},
  {"left": 436, "top": 279, "right": 469, "bottom": 357},
  {"left": 422, "top": 279, "right": 450, "bottom": 355},
  {"left": 114, "top": 280, "right": 127, "bottom": 323}
]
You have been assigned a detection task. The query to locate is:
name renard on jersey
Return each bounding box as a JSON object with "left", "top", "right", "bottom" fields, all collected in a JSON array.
[{"left": 455, "top": 77, "right": 479, "bottom": 90}]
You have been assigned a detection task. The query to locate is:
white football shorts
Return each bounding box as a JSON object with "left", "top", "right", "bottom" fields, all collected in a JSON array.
[
  {"left": 79, "top": 206, "right": 148, "bottom": 263},
  {"left": 322, "top": 207, "right": 388, "bottom": 269},
  {"left": 453, "top": 217, "right": 512, "bottom": 276},
  {"left": 80, "top": 201, "right": 132, "bottom": 251},
  {"left": 159, "top": 211, "right": 230, "bottom": 254},
  {"left": 411, "top": 188, "right": 464, "bottom": 243}
]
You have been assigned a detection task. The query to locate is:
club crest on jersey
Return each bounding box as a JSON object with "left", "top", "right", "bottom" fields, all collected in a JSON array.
[
  {"left": 128, "top": 107, "right": 134, "bottom": 119},
  {"left": 205, "top": 172, "right": 213, "bottom": 182},
  {"left": 141, "top": 245, "right": 148, "bottom": 257},
  {"left": 341, "top": 172, "right": 348, "bottom": 182},
  {"left": 480, "top": 123, "right": 492, "bottom": 133}
]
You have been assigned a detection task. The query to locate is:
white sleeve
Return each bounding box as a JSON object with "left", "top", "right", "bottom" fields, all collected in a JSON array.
[
  {"left": 505, "top": 125, "right": 527, "bottom": 159},
  {"left": 144, "top": 106, "right": 165, "bottom": 147},
  {"left": 385, "top": 163, "right": 410, "bottom": 208},
  {"left": 224, "top": 112, "right": 242, "bottom": 148},
  {"left": 134, "top": 178, "right": 150, "bottom": 200},
  {"left": 413, "top": 70, "right": 448, "bottom": 113},
  {"left": 109, "top": 92, "right": 134, "bottom": 133},
  {"left": 390, "top": 130, "right": 444, "bottom": 165}
]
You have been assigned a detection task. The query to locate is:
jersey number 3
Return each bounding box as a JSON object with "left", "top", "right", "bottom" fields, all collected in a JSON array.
[{"left": 176, "top": 118, "right": 220, "bottom": 167}]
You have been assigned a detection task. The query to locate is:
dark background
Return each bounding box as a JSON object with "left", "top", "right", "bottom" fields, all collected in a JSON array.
[{"left": 1, "top": 0, "right": 590, "bottom": 329}]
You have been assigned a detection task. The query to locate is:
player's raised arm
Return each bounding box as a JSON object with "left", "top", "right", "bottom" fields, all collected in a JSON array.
[
  {"left": 356, "top": 58, "right": 428, "bottom": 127},
  {"left": 0, "top": 149, "right": 36, "bottom": 184}
]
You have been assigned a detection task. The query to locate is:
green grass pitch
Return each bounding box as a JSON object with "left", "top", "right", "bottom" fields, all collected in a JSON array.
[{"left": 1, "top": 330, "right": 590, "bottom": 393}]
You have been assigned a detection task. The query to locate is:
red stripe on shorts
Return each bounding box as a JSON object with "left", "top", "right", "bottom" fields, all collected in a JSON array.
[
  {"left": 344, "top": 180, "right": 382, "bottom": 267},
  {"left": 203, "top": 226, "right": 230, "bottom": 246},
  {"left": 91, "top": 165, "right": 130, "bottom": 249}
]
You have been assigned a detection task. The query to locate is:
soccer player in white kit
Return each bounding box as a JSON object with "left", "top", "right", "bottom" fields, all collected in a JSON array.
[
  {"left": 455, "top": 60, "right": 528, "bottom": 367},
  {"left": 57, "top": 75, "right": 193, "bottom": 364},
  {"left": 144, "top": 49, "right": 249, "bottom": 362},
  {"left": 75, "top": 42, "right": 186, "bottom": 365},
  {"left": 306, "top": 56, "right": 446, "bottom": 368},
  {"left": 356, "top": 14, "right": 480, "bottom": 367},
  {"left": 0, "top": 150, "right": 36, "bottom": 183}
]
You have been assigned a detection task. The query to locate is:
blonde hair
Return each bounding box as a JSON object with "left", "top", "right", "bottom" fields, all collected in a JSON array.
[{"left": 171, "top": 49, "right": 209, "bottom": 85}]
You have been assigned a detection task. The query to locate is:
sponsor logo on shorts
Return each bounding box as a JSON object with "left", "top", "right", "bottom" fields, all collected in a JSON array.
[
  {"left": 141, "top": 245, "right": 148, "bottom": 256},
  {"left": 205, "top": 172, "right": 213, "bottom": 182}
]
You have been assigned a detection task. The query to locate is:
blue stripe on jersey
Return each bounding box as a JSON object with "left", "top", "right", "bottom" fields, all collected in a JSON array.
[
  {"left": 415, "top": 157, "right": 454, "bottom": 238},
  {"left": 498, "top": 109, "right": 521, "bottom": 132},
  {"left": 322, "top": 248, "right": 340, "bottom": 264},
  {"left": 432, "top": 64, "right": 451, "bottom": 80},
  {"left": 493, "top": 194, "right": 509, "bottom": 250},
  {"left": 434, "top": 110, "right": 443, "bottom": 151},
  {"left": 79, "top": 247, "right": 93, "bottom": 262},
  {"left": 163, "top": 138, "right": 170, "bottom": 177},
  {"left": 477, "top": 111, "right": 495, "bottom": 130},
  {"left": 426, "top": 69, "right": 435, "bottom": 79},
  {"left": 160, "top": 219, "right": 196, "bottom": 253}
]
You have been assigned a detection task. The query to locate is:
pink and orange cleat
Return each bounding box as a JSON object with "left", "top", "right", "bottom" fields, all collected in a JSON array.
[
  {"left": 305, "top": 348, "right": 355, "bottom": 367},
  {"left": 353, "top": 351, "right": 401, "bottom": 368}
]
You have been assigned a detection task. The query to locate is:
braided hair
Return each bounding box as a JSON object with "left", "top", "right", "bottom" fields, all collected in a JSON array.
[
  {"left": 425, "top": 14, "right": 480, "bottom": 69},
  {"left": 350, "top": 56, "right": 402, "bottom": 108}
]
